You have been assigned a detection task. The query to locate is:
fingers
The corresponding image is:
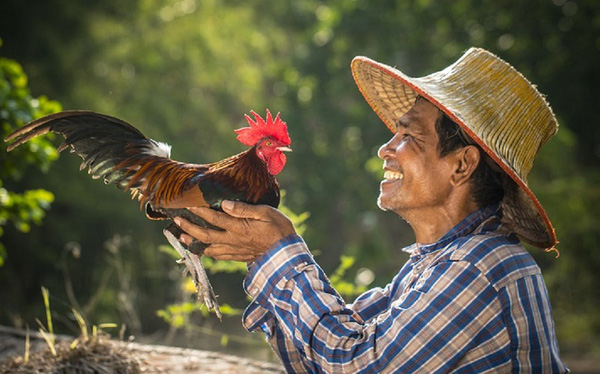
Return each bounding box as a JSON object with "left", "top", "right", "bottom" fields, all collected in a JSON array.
[
  {"left": 179, "top": 232, "right": 194, "bottom": 246},
  {"left": 204, "top": 244, "right": 257, "bottom": 262},
  {"left": 174, "top": 216, "right": 226, "bottom": 244},
  {"left": 179, "top": 228, "right": 256, "bottom": 262},
  {"left": 187, "top": 202, "right": 284, "bottom": 229},
  {"left": 184, "top": 202, "right": 271, "bottom": 229},
  {"left": 185, "top": 206, "right": 232, "bottom": 228},
  {"left": 210, "top": 254, "right": 255, "bottom": 262},
  {"left": 221, "top": 200, "right": 274, "bottom": 220}
]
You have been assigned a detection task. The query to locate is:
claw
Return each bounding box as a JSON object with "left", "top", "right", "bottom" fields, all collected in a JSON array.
[
  {"left": 187, "top": 251, "right": 221, "bottom": 320},
  {"left": 163, "top": 229, "right": 222, "bottom": 320}
]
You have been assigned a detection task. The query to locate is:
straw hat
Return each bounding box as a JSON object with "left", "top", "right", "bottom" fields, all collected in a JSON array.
[{"left": 351, "top": 47, "right": 558, "bottom": 250}]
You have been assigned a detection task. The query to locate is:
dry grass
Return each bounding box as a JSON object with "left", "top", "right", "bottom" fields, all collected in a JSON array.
[
  {"left": 0, "top": 324, "right": 285, "bottom": 374},
  {"left": 0, "top": 331, "right": 140, "bottom": 374}
]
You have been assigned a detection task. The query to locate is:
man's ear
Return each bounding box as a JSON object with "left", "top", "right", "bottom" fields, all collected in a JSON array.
[{"left": 451, "top": 145, "right": 480, "bottom": 186}]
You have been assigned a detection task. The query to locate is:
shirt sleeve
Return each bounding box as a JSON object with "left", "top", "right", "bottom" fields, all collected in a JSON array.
[
  {"left": 242, "top": 234, "right": 503, "bottom": 373},
  {"left": 348, "top": 270, "right": 407, "bottom": 324}
]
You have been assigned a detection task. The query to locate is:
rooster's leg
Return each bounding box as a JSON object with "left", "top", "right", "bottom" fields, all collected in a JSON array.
[
  {"left": 162, "top": 228, "right": 222, "bottom": 320},
  {"left": 188, "top": 241, "right": 222, "bottom": 319},
  {"left": 163, "top": 228, "right": 197, "bottom": 285}
]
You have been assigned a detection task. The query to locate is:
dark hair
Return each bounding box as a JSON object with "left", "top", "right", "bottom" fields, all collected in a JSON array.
[{"left": 434, "top": 113, "right": 505, "bottom": 208}]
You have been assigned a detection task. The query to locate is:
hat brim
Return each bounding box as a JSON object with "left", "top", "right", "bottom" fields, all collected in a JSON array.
[{"left": 351, "top": 55, "right": 557, "bottom": 250}]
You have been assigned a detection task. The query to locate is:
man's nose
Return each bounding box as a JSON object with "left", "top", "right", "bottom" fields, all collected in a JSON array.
[{"left": 378, "top": 135, "right": 398, "bottom": 160}]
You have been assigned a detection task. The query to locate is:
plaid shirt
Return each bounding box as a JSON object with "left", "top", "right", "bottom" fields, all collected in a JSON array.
[{"left": 242, "top": 205, "right": 568, "bottom": 373}]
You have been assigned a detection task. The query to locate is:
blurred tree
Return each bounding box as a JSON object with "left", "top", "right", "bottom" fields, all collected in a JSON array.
[
  {"left": 0, "top": 0, "right": 140, "bottom": 99},
  {"left": 0, "top": 41, "right": 61, "bottom": 266}
]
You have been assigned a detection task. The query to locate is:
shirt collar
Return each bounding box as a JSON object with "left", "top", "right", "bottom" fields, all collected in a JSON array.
[{"left": 402, "top": 204, "right": 500, "bottom": 256}]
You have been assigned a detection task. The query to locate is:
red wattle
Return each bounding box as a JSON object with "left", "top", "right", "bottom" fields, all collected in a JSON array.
[{"left": 267, "top": 152, "right": 287, "bottom": 175}]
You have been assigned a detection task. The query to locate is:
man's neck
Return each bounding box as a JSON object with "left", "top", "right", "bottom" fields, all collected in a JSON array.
[{"left": 402, "top": 201, "right": 479, "bottom": 245}]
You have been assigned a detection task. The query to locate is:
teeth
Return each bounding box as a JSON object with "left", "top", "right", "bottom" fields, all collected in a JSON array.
[{"left": 384, "top": 170, "right": 403, "bottom": 180}]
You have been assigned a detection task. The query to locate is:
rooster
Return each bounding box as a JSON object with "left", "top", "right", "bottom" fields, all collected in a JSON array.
[{"left": 4, "top": 110, "right": 292, "bottom": 319}]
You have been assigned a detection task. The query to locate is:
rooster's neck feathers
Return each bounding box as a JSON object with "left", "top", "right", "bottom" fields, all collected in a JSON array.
[{"left": 203, "top": 147, "right": 278, "bottom": 204}]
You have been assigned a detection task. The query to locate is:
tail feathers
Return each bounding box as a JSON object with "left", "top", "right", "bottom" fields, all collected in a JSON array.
[
  {"left": 4, "top": 110, "right": 200, "bottom": 204},
  {"left": 5, "top": 110, "right": 146, "bottom": 151}
]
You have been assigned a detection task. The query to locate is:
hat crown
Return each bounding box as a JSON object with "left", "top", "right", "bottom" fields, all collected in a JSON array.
[{"left": 420, "top": 48, "right": 558, "bottom": 183}]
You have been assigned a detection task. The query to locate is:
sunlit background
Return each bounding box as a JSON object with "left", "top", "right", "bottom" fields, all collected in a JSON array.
[{"left": 1, "top": 0, "right": 599, "bottom": 368}]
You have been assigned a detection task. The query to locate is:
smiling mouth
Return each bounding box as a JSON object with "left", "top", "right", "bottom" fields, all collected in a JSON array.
[{"left": 384, "top": 170, "right": 404, "bottom": 180}]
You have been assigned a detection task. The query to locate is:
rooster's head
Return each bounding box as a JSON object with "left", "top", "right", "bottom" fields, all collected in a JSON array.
[{"left": 235, "top": 110, "right": 291, "bottom": 175}]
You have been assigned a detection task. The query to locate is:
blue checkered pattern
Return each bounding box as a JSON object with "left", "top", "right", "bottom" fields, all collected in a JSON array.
[{"left": 242, "top": 205, "right": 568, "bottom": 373}]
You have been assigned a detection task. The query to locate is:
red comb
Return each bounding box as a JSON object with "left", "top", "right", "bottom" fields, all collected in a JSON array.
[{"left": 235, "top": 110, "right": 291, "bottom": 147}]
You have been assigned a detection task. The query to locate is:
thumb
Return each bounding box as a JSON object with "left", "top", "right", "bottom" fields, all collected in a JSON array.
[{"left": 222, "top": 200, "right": 268, "bottom": 220}]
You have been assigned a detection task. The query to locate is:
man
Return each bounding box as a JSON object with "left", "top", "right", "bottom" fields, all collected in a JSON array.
[{"left": 174, "top": 48, "right": 568, "bottom": 373}]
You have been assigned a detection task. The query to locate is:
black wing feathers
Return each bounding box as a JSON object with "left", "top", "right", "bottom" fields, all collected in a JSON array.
[{"left": 5, "top": 111, "right": 169, "bottom": 189}]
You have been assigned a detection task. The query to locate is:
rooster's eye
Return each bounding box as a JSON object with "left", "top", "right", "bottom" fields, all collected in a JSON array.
[{"left": 265, "top": 141, "right": 273, "bottom": 147}]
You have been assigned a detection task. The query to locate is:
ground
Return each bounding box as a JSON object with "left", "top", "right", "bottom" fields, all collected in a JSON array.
[{"left": 0, "top": 325, "right": 284, "bottom": 373}]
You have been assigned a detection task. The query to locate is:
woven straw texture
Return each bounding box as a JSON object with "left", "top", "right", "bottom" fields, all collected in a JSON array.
[{"left": 351, "top": 48, "right": 558, "bottom": 249}]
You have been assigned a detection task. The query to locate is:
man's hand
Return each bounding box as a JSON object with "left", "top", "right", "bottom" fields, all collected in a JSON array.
[{"left": 174, "top": 200, "right": 296, "bottom": 262}]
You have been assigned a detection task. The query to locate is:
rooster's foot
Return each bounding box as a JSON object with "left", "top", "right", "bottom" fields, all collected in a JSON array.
[{"left": 163, "top": 229, "right": 222, "bottom": 320}]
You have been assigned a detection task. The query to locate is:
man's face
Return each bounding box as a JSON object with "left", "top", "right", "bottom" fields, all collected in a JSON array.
[{"left": 377, "top": 99, "right": 456, "bottom": 217}]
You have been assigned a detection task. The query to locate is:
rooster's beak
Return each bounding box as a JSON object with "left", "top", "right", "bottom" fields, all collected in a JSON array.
[{"left": 277, "top": 146, "right": 292, "bottom": 152}]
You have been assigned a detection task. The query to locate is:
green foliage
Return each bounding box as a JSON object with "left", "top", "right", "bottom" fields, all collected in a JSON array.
[
  {"left": 0, "top": 58, "right": 60, "bottom": 176},
  {"left": 329, "top": 255, "right": 367, "bottom": 299},
  {"left": 0, "top": 47, "right": 61, "bottom": 266},
  {"left": 157, "top": 301, "right": 215, "bottom": 329},
  {"left": 279, "top": 191, "right": 310, "bottom": 237},
  {"left": 0, "top": 188, "right": 55, "bottom": 232}
]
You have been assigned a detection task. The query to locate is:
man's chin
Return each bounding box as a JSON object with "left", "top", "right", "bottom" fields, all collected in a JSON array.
[
  {"left": 377, "top": 196, "right": 391, "bottom": 211},
  {"left": 378, "top": 195, "right": 406, "bottom": 215}
]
